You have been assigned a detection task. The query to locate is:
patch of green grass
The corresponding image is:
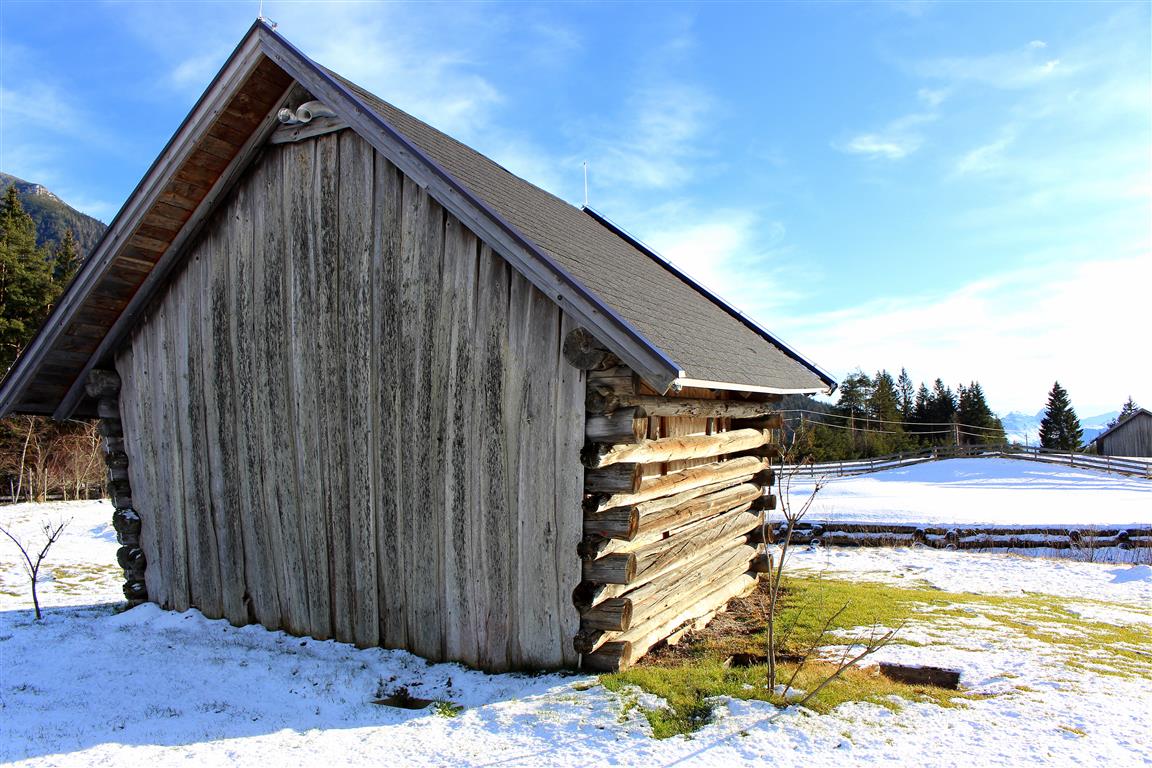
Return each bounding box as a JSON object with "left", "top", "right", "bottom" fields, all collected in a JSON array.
[
  {"left": 432, "top": 700, "right": 464, "bottom": 718},
  {"left": 601, "top": 574, "right": 1152, "bottom": 739}
]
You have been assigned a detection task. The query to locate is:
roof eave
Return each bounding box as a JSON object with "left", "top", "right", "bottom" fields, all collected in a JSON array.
[{"left": 581, "top": 206, "right": 838, "bottom": 395}]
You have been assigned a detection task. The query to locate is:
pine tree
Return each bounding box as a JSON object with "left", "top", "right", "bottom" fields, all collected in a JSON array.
[
  {"left": 957, "top": 381, "right": 1006, "bottom": 445},
  {"left": 1038, "top": 381, "right": 1083, "bottom": 451},
  {"left": 1106, "top": 397, "right": 1140, "bottom": 429},
  {"left": 896, "top": 368, "right": 914, "bottom": 421},
  {"left": 0, "top": 186, "right": 60, "bottom": 373},
  {"left": 866, "top": 370, "right": 905, "bottom": 454},
  {"left": 51, "top": 229, "right": 81, "bottom": 285}
]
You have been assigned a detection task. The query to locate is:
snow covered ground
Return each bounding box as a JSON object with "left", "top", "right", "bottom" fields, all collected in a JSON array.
[
  {"left": 788, "top": 458, "right": 1152, "bottom": 527},
  {"left": 3, "top": 482, "right": 1152, "bottom": 766}
]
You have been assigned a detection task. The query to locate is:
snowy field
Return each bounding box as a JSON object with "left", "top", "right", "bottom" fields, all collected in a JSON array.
[
  {"left": 788, "top": 457, "right": 1152, "bottom": 527},
  {"left": 2, "top": 477, "right": 1152, "bottom": 766}
]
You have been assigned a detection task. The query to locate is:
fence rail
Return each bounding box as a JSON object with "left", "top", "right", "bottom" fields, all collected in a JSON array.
[{"left": 784, "top": 444, "right": 1152, "bottom": 479}]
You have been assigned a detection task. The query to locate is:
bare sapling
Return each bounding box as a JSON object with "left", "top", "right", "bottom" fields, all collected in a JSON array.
[
  {"left": 763, "top": 438, "right": 825, "bottom": 688},
  {"left": 1, "top": 518, "right": 70, "bottom": 620},
  {"left": 763, "top": 437, "right": 904, "bottom": 713}
]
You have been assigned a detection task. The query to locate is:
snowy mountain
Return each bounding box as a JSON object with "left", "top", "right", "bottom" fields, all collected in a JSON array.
[{"left": 999, "top": 409, "right": 1119, "bottom": 446}]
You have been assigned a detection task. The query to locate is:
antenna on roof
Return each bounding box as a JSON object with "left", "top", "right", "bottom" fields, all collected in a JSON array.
[
  {"left": 257, "top": 0, "right": 277, "bottom": 28},
  {"left": 583, "top": 160, "right": 589, "bottom": 208}
]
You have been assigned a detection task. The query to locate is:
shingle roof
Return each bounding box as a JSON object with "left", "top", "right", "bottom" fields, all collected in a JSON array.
[{"left": 334, "top": 75, "right": 833, "bottom": 394}]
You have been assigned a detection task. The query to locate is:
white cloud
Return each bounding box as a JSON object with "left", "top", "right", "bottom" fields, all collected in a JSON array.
[
  {"left": 838, "top": 111, "right": 937, "bottom": 160},
  {"left": 916, "top": 42, "right": 1077, "bottom": 89},
  {"left": 783, "top": 254, "right": 1152, "bottom": 415},
  {"left": 953, "top": 130, "right": 1016, "bottom": 176}
]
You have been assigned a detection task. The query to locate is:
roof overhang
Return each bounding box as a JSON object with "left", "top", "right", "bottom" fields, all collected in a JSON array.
[{"left": 0, "top": 21, "right": 688, "bottom": 419}]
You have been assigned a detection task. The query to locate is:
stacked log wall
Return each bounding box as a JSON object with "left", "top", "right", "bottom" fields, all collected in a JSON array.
[
  {"left": 115, "top": 129, "right": 584, "bottom": 671},
  {"left": 567, "top": 333, "right": 781, "bottom": 672}
]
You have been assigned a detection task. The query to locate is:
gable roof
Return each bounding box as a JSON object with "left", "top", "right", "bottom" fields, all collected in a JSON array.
[
  {"left": 0, "top": 22, "right": 834, "bottom": 420},
  {"left": 1093, "top": 408, "right": 1152, "bottom": 443}
]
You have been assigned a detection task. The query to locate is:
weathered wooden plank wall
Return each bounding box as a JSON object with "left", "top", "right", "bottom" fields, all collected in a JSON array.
[{"left": 117, "top": 129, "right": 585, "bottom": 670}]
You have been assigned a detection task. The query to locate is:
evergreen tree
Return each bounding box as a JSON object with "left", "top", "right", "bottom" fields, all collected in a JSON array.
[
  {"left": 866, "top": 370, "right": 905, "bottom": 454},
  {"left": 1106, "top": 397, "right": 1140, "bottom": 429},
  {"left": 926, "top": 379, "right": 957, "bottom": 445},
  {"left": 1038, "top": 381, "right": 1083, "bottom": 451},
  {"left": 957, "top": 381, "right": 1006, "bottom": 445},
  {"left": 51, "top": 229, "right": 81, "bottom": 285},
  {"left": 911, "top": 383, "right": 931, "bottom": 443},
  {"left": 896, "top": 368, "right": 914, "bottom": 421},
  {"left": 0, "top": 186, "right": 59, "bottom": 373}
]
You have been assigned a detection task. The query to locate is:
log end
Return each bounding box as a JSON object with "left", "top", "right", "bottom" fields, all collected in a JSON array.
[
  {"left": 582, "top": 641, "right": 633, "bottom": 673},
  {"left": 563, "top": 328, "right": 620, "bottom": 370}
]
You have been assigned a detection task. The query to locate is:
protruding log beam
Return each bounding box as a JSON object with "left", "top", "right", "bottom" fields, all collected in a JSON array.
[
  {"left": 583, "top": 428, "right": 770, "bottom": 469},
  {"left": 586, "top": 407, "right": 645, "bottom": 444},
  {"left": 583, "top": 505, "right": 640, "bottom": 540},
  {"left": 584, "top": 478, "right": 746, "bottom": 539},
  {"left": 582, "top": 552, "right": 636, "bottom": 584},
  {"left": 573, "top": 535, "right": 756, "bottom": 613},
  {"left": 85, "top": 369, "right": 122, "bottom": 399},
  {"left": 627, "top": 548, "right": 756, "bottom": 632},
  {"left": 580, "top": 598, "right": 632, "bottom": 632},
  {"left": 587, "top": 387, "right": 782, "bottom": 419},
  {"left": 732, "top": 414, "right": 785, "bottom": 430},
  {"left": 563, "top": 327, "right": 620, "bottom": 371},
  {"left": 580, "top": 640, "right": 632, "bottom": 669},
  {"left": 584, "top": 484, "right": 763, "bottom": 556},
  {"left": 751, "top": 494, "right": 777, "bottom": 512},
  {"left": 753, "top": 467, "right": 775, "bottom": 487},
  {"left": 588, "top": 456, "right": 767, "bottom": 513},
  {"left": 583, "top": 572, "right": 758, "bottom": 672},
  {"left": 584, "top": 463, "right": 643, "bottom": 494}
]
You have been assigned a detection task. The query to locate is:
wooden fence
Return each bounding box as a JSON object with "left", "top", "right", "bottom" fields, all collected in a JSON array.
[
  {"left": 771, "top": 521, "right": 1152, "bottom": 553},
  {"left": 785, "top": 444, "right": 1152, "bottom": 479}
]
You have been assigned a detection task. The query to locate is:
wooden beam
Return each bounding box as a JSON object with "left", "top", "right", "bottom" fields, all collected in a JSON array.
[
  {"left": 587, "top": 388, "right": 781, "bottom": 419},
  {"left": 583, "top": 428, "right": 770, "bottom": 469},
  {"left": 586, "top": 456, "right": 766, "bottom": 513}
]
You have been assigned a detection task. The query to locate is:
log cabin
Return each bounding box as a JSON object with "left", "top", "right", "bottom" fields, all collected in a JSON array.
[{"left": 0, "top": 22, "right": 835, "bottom": 672}]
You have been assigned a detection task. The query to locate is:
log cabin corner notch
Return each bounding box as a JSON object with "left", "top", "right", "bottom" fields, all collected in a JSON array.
[{"left": 0, "top": 21, "right": 836, "bottom": 672}]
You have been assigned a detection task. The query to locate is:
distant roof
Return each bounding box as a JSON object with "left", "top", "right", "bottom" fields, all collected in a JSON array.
[
  {"left": 1093, "top": 408, "right": 1152, "bottom": 442},
  {"left": 0, "top": 22, "right": 834, "bottom": 419}
]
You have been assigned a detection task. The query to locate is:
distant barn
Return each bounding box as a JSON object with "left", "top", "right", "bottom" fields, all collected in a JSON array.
[
  {"left": 1094, "top": 409, "right": 1152, "bottom": 458},
  {"left": 0, "top": 23, "right": 834, "bottom": 672}
]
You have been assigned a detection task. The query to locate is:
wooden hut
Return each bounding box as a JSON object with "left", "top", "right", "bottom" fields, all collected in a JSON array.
[
  {"left": 0, "top": 23, "right": 835, "bottom": 672},
  {"left": 1094, "top": 409, "right": 1152, "bottom": 458}
]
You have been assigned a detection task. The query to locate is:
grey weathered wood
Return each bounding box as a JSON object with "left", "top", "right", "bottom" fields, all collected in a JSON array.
[
  {"left": 585, "top": 407, "right": 645, "bottom": 444},
  {"left": 584, "top": 428, "right": 769, "bottom": 469},
  {"left": 374, "top": 155, "right": 406, "bottom": 651},
  {"left": 584, "top": 463, "right": 643, "bottom": 494},
  {"left": 587, "top": 389, "right": 781, "bottom": 419},
  {"left": 114, "top": 131, "right": 586, "bottom": 671},
  {"left": 563, "top": 327, "right": 620, "bottom": 370},
  {"left": 268, "top": 116, "right": 349, "bottom": 144},
  {"left": 339, "top": 130, "right": 379, "bottom": 648},
  {"left": 580, "top": 598, "right": 631, "bottom": 632}
]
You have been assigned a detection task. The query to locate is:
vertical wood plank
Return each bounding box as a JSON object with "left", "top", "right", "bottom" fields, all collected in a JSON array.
[
  {"left": 203, "top": 189, "right": 247, "bottom": 625},
  {"left": 264, "top": 142, "right": 308, "bottom": 630},
  {"left": 231, "top": 167, "right": 283, "bottom": 630},
  {"left": 162, "top": 267, "right": 191, "bottom": 612},
  {"left": 475, "top": 244, "right": 511, "bottom": 671},
  {"left": 554, "top": 312, "right": 585, "bottom": 667},
  {"left": 315, "top": 131, "right": 352, "bottom": 644},
  {"left": 373, "top": 155, "right": 406, "bottom": 650},
  {"left": 340, "top": 131, "right": 379, "bottom": 648},
  {"left": 185, "top": 245, "right": 224, "bottom": 618},
  {"left": 441, "top": 217, "right": 479, "bottom": 666}
]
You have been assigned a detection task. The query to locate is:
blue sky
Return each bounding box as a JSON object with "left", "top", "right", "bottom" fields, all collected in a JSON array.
[{"left": 2, "top": 1, "right": 1149, "bottom": 416}]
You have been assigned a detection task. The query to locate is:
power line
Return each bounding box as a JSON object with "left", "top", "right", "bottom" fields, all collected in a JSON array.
[{"left": 777, "top": 408, "right": 1007, "bottom": 434}]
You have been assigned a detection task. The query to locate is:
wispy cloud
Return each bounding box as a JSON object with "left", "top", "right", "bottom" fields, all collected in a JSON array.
[
  {"left": 916, "top": 42, "right": 1075, "bottom": 90},
  {"left": 786, "top": 254, "right": 1152, "bottom": 415},
  {"left": 838, "top": 111, "right": 937, "bottom": 160},
  {"left": 953, "top": 129, "right": 1016, "bottom": 176}
]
